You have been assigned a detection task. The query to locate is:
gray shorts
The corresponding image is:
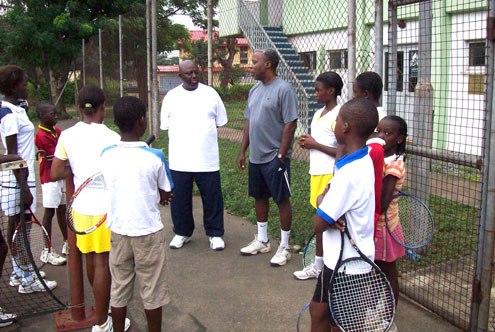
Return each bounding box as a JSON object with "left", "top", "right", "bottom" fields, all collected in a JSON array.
[{"left": 109, "top": 229, "right": 169, "bottom": 310}]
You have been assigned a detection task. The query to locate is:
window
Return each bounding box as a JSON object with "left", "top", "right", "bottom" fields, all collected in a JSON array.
[
  {"left": 240, "top": 46, "right": 248, "bottom": 65},
  {"left": 469, "top": 42, "right": 485, "bottom": 66},
  {"left": 408, "top": 50, "right": 418, "bottom": 92},
  {"left": 300, "top": 52, "right": 316, "bottom": 71},
  {"left": 385, "top": 51, "right": 404, "bottom": 92},
  {"left": 328, "top": 50, "right": 348, "bottom": 69},
  {"left": 468, "top": 42, "right": 486, "bottom": 95}
]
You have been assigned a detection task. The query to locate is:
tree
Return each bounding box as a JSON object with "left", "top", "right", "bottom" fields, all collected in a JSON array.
[
  {"left": 186, "top": 35, "right": 240, "bottom": 87},
  {"left": 0, "top": 0, "right": 138, "bottom": 116}
]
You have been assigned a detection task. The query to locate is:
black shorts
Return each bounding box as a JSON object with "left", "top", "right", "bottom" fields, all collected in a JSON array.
[
  {"left": 313, "top": 264, "right": 337, "bottom": 326},
  {"left": 248, "top": 157, "right": 291, "bottom": 203}
]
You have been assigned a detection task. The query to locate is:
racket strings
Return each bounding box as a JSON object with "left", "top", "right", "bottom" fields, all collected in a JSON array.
[
  {"left": 67, "top": 173, "right": 107, "bottom": 234},
  {"left": 330, "top": 260, "right": 394, "bottom": 332},
  {"left": 392, "top": 195, "right": 434, "bottom": 247},
  {"left": 303, "top": 236, "right": 316, "bottom": 268},
  {"left": 12, "top": 221, "right": 50, "bottom": 271}
]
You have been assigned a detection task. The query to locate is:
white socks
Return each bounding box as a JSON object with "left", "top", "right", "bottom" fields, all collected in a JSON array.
[
  {"left": 257, "top": 222, "right": 268, "bottom": 242},
  {"left": 315, "top": 256, "right": 324, "bottom": 271},
  {"left": 281, "top": 230, "right": 291, "bottom": 249}
]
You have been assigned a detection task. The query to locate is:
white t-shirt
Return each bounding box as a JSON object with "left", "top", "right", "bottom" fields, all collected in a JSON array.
[
  {"left": 309, "top": 105, "right": 341, "bottom": 175},
  {"left": 0, "top": 101, "right": 36, "bottom": 188},
  {"left": 100, "top": 141, "right": 173, "bottom": 236},
  {"left": 316, "top": 146, "right": 375, "bottom": 270},
  {"left": 160, "top": 83, "right": 228, "bottom": 172},
  {"left": 54, "top": 122, "right": 120, "bottom": 215}
]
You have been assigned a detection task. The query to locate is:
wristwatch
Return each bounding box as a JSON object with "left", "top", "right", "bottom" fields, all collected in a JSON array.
[{"left": 277, "top": 153, "right": 283, "bottom": 160}]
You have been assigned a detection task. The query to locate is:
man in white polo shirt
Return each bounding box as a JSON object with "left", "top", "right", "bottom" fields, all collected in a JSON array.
[{"left": 160, "top": 60, "right": 228, "bottom": 250}]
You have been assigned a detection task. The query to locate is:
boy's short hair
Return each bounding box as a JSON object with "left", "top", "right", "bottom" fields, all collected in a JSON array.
[
  {"left": 341, "top": 98, "right": 378, "bottom": 139},
  {"left": 36, "top": 101, "right": 55, "bottom": 117},
  {"left": 113, "top": 96, "right": 146, "bottom": 133},
  {"left": 355, "top": 72, "right": 383, "bottom": 101}
]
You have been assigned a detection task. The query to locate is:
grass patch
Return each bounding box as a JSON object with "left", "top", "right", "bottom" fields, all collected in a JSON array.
[
  {"left": 224, "top": 100, "right": 247, "bottom": 130},
  {"left": 398, "top": 194, "right": 478, "bottom": 270}
]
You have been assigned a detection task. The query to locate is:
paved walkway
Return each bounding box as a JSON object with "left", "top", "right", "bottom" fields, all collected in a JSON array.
[{"left": 2, "top": 119, "right": 463, "bottom": 332}]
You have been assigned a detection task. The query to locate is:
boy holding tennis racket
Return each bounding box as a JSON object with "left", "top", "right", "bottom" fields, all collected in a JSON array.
[
  {"left": 100, "top": 96, "right": 173, "bottom": 332},
  {"left": 34, "top": 101, "right": 68, "bottom": 265},
  {"left": 310, "top": 99, "right": 378, "bottom": 332}
]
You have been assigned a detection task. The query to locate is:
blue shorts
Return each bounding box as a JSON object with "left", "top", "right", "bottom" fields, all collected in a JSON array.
[{"left": 248, "top": 157, "right": 291, "bottom": 203}]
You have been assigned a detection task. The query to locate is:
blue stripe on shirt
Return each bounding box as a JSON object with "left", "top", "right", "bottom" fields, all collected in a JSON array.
[
  {"left": 139, "top": 147, "right": 174, "bottom": 190},
  {"left": 316, "top": 208, "right": 336, "bottom": 225},
  {"left": 0, "top": 107, "right": 13, "bottom": 122}
]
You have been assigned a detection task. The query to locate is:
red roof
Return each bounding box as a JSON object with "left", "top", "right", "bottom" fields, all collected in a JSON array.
[
  {"left": 158, "top": 64, "right": 223, "bottom": 73},
  {"left": 189, "top": 30, "right": 248, "bottom": 45}
]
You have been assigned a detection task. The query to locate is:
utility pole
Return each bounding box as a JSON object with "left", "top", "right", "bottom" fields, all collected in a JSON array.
[
  {"left": 151, "top": 0, "right": 159, "bottom": 137},
  {"left": 82, "top": 39, "right": 86, "bottom": 87},
  {"left": 207, "top": 0, "right": 213, "bottom": 86},
  {"left": 98, "top": 28, "right": 103, "bottom": 89},
  {"left": 146, "top": 0, "right": 152, "bottom": 131},
  {"left": 119, "top": 15, "right": 123, "bottom": 97}
]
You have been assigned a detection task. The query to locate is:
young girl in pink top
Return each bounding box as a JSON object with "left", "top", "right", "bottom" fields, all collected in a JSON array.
[{"left": 375, "top": 115, "right": 408, "bottom": 311}]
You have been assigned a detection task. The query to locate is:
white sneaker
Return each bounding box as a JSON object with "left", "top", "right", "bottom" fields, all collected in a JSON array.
[
  {"left": 0, "top": 307, "right": 16, "bottom": 327},
  {"left": 270, "top": 245, "right": 291, "bottom": 266},
  {"left": 209, "top": 236, "right": 225, "bottom": 250},
  {"left": 40, "top": 249, "right": 67, "bottom": 266},
  {"left": 92, "top": 316, "right": 112, "bottom": 332},
  {"left": 18, "top": 279, "right": 57, "bottom": 294},
  {"left": 293, "top": 263, "right": 321, "bottom": 280},
  {"left": 169, "top": 235, "right": 191, "bottom": 249},
  {"left": 240, "top": 235, "right": 271, "bottom": 255},
  {"left": 9, "top": 271, "right": 46, "bottom": 286},
  {"left": 62, "top": 241, "right": 69, "bottom": 255},
  {"left": 92, "top": 316, "right": 131, "bottom": 332}
]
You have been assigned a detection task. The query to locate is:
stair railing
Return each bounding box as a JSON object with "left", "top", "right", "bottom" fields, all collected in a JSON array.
[{"left": 238, "top": 0, "right": 311, "bottom": 132}]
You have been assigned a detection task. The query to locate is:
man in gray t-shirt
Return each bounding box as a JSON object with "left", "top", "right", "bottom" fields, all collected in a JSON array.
[{"left": 237, "top": 49, "right": 298, "bottom": 267}]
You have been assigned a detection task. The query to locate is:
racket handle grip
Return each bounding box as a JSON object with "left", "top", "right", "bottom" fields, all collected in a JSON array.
[
  {"left": 406, "top": 249, "right": 421, "bottom": 262},
  {"left": 145, "top": 134, "right": 156, "bottom": 145}
]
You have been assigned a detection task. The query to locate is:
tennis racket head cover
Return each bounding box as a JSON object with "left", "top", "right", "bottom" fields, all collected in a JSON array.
[
  {"left": 66, "top": 172, "right": 108, "bottom": 235},
  {"left": 302, "top": 233, "right": 316, "bottom": 268},
  {"left": 385, "top": 191, "right": 434, "bottom": 249},
  {"left": 329, "top": 228, "right": 395, "bottom": 331},
  {"left": 12, "top": 210, "right": 51, "bottom": 272}
]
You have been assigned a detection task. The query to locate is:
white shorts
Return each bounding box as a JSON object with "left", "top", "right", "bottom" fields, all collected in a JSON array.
[{"left": 41, "top": 180, "right": 66, "bottom": 208}]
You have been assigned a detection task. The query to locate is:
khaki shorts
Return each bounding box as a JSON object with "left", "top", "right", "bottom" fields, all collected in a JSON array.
[{"left": 109, "top": 229, "right": 169, "bottom": 310}]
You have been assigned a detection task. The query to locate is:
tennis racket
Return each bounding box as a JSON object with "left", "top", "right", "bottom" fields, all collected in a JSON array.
[
  {"left": 385, "top": 191, "right": 434, "bottom": 249},
  {"left": 66, "top": 172, "right": 108, "bottom": 235},
  {"left": 11, "top": 209, "right": 51, "bottom": 272},
  {"left": 329, "top": 222, "right": 395, "bottom": 332},
  {"left": 296, "top": 301, "right": 311, "bottom": 332},
  {"left": 302, "top": 233, "right": 316, "bottom": 268},
  {"left": 66, "top": 134, "right": 157, "bottom": 235}
]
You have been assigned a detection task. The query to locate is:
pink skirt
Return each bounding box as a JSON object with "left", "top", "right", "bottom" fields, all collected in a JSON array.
[{"left": 374, "top": 224, "right": 405, "bottom": 262}]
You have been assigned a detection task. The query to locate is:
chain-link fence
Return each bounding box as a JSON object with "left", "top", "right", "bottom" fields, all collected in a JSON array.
[{"left": 218, "top": 0, "right": 495, "bottom": 330}]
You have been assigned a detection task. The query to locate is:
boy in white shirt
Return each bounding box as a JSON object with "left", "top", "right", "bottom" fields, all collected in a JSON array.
[
  {"left": 100, "top": 96, "right": 173, "bottom": 332},
  {"left": 309, "top": 98, "right": 378, "bottom": 332}
]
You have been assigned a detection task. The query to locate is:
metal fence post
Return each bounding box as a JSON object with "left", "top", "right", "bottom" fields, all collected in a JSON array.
[
  {"left": 475, "top": 1, "right": 495, "bottom": 330},
  {"left": 151, "top": 0, "right": 159, "bottom": 138},
  {"left": 387, "top": 0, "right": 397, "bottom": 115},
  {"left": 374, "top": 0, "right": 384, "bottom": 80},
  {"left": 409, "top": 0, "right": 433, "bottom": 205},
  {"left": 348, "top": 0, "right": 356, "bottom": 97}
]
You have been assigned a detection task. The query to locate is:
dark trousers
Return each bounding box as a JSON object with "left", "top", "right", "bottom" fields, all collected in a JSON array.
[{"left": 170, "top": 170, "right": 224, "bottom": 237}]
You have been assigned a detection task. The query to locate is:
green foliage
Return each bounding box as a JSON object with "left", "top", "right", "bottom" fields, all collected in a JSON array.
[{"left": 214, "top": 83, "right": 254, "bottom": 102}]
